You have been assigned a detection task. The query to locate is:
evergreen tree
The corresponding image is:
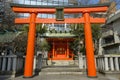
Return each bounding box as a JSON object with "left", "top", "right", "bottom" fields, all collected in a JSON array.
[{"left": 70, "top": 23, "right": 101, "bottom": 55}]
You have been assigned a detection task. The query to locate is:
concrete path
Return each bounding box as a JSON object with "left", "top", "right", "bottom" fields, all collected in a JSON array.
[
  {"left": 0, "top": 66, "right": 120, "bottom": 80},
  {"left": 0, "top": 73, "right": 120, "bottom": 80}
]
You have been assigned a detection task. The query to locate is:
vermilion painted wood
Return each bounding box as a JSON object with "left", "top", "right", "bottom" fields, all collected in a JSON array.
[
  {"left": 15, "top": 17, "right": 105, "bottom": 24},
  {"left": 84, "top": 13, "right": 97, "bottom": 77},
  {"left": 24, "top": 13, "right": 37, "bottom": 77},
  {"left": 47, "top": 40, "right": 74, "bottom": 60},
  {"left": 46, "top": 38, "right": 75, "bottom": 41},
  {"left": 12, "top": 6, "right": 108, "bottom": 13},
  {"left": 52, "top": 42, "right": 55, "bottom": 58}
]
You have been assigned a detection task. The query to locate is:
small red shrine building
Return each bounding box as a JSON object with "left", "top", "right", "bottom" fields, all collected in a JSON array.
[{"left": 46, "top": 33, "right": 75, "bottom": 60}]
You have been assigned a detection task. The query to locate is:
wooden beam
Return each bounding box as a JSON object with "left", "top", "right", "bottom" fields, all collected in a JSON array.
[
  {"left": 15, "top": 17, "right": 105, "bottom": 24},
  {"left": 15, "top": 18, "right": 30, "bottom": 24},
  {"left": 15, "top": 18, "right": 84, "bottom": 24},
  {"left": 64, "top": 7, "right": 108, "bottom": 13},
  {"left": 12, "top": 7, "right": 56, "bottom": 13},
  {"left": 12, "top": 7, "right": 108, "bottom": 13},
  {"left": 90, "top": 17, "right": 106, "bottom": 23}
]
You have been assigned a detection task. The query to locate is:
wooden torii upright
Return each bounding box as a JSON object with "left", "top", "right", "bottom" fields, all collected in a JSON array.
[{"left": 11, "top": 3, "right": 109, "bottom": 78}]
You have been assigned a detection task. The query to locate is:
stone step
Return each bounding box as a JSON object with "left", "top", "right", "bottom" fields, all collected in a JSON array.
[
  {"left": 39, "top": 71, "right": 83, "bottom": 75},
  {"left": 39, "top": 60, "right": 82, "bottom": 75},
  {"left": 47, "top": 60, "right": 78, "bottom": 66},
  {"left": 39, "top": 66, "right": 84, "bottom": 75},
  {"left": 41, "top": 66, "right": 80, "bottom": 72}
]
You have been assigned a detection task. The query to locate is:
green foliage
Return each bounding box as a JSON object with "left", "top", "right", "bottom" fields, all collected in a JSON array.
[
  {"left": 70, "top": 24, "right": 84, "bottom": 38},
  {"left": 1, "top": 1, "right": 16, "bottom": 29},
  {"left": 17, "top": 24, "right": 29, "bottom": 32},
  {"left": 13, "top": 32, "right": 28, "bottom": 54},
  {"left": 70, "top": 23, "right": 101, "bottom": 55},
  {"left": 49, "top": 29, "right": 57, "bottom": 33},
  {"left": 36, "top": 24, "right": 47, "bottom": 35},
  {"left": 36, "top": 24, "right": 50, "bottom": 52},
  {"left": 37, "top": 39, "right": 51, "bottom": 51},
  {"left": 70, "top": 38, "right": 85, "bottom": 55},
  {"left": 70, "top": 24, "right": 101, "bottom": 40},
  {"left": 19, "top": 24, "right": 48, "bottom": 34},
  {"left": 91, "top": 24, "right": 102, "bottom": 41}
]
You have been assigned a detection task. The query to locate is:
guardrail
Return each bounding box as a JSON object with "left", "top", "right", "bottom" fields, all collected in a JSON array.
[
  {"left": 1, "top": 54, "right": 120, "bottom": 77},
  {"left": 79, "top": 55, "right": 98, "bottom": 70},
  {"left": 0, "top": 55, "right": 24, "bottom": 77},
  {"left": 97, "top": 55, "right": 120, "bottom": 73},
  {"left": 79, "top": 55, "right": 120, "bottom": 73}
]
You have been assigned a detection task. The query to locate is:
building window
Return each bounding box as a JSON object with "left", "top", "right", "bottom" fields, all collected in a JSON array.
[
  {"left": 25, "top": 0, "right": 30, "bottom": 5},
  {"left": 104, "top": 36, "right": 114, "bottom": 44}
]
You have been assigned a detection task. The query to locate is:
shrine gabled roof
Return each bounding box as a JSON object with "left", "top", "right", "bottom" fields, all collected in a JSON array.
[
  {"left": 46, "top": 37, "right": 75, "bottom": 42},
  {"left": 43, "top": 33, "right": 76, "bottom": 38},
  {"left": 10, "top": 3, "right": 110, "bottom": 8}
]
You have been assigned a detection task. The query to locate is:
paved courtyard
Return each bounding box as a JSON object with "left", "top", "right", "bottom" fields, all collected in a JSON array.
[{"left": 0, "top": 73, "right": 120, "bottom": 80}]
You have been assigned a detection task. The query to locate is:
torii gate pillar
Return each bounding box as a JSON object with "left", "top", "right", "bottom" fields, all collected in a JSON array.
[
  {"left": 24, "top": 12, "right": 37, "bottom": 77},
  {"left": 84, "top": 12, "right": 96, "bottom": 77}
]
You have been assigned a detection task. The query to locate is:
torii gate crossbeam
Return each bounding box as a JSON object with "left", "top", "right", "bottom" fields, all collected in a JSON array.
[
  {"left": 15, "top": 17, "right": 105, "bottom": 24},
  {"left": 10, "top": 3, "right": 109, "bottom": 78}
]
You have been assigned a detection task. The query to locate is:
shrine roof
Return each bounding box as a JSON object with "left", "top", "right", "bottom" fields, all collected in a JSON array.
[
  {"left": 46, "top": 37, "right": 75, "bottom": 42},
  {"left": 10, "top": 3, "right": 110, "bottom": 8},
  {"left": 43, "top": 32, "right": 76, "bottom": 38}
]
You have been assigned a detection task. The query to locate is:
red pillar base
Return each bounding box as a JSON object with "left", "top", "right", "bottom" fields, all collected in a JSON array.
[
  {"left": 23, "top": 76, "right": 34, "bottom": 78},
  {"left": 87, "top": 76, "right": 98, "bottom": 78}
]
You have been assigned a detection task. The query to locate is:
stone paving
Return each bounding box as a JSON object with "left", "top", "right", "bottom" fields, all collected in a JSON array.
[
  {"left": 0, "top": 65, "right": 120, "bottom": 80},
  {"left": 0, "top": 73, "right": 120, "bottom": 80}
]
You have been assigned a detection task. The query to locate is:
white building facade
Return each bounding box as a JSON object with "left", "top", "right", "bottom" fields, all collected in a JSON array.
[{"left": 99, "top": 10, "right": 120, "bottom": 55}]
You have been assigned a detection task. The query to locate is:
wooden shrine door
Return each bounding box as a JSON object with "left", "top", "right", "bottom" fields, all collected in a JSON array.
[{"left": 56, "top": 46, "right": 66, "bottom": 58}]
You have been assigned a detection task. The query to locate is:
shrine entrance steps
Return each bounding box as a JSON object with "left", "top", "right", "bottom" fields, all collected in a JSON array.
[
  {"left": 39, "top": 66, "right": 84, "bottom": 75},
  {"left": 47, "top": 60, "right": 78, "bottom": 66},
  {"left": 39, "top": 60, "right": 85, "bottom": 75}
]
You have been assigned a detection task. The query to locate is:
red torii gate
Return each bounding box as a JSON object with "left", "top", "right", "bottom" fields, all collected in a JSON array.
[{"left": 11, "top": 3, "right": 109, "bottom": 78}]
